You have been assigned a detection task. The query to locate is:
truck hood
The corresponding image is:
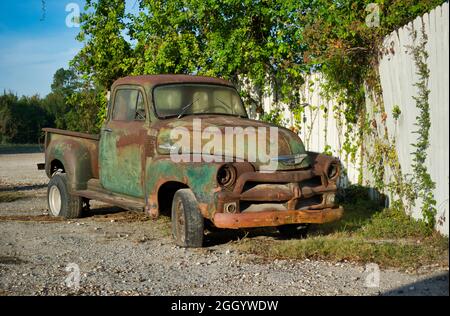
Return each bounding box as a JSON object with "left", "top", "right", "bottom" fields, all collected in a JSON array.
[{"left": 154, "top": 115, "right": 309, "bottom": 170}]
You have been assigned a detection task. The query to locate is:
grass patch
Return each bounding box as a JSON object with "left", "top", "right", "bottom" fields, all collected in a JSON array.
[
  {"left": 235, "top": 186, "right": 449, "bottom": 270},
  {"left": 0, "top": 191, "right": 24, "bottom": 203},
  {"left": 155, "top": 215, "right": 172, "bottom": 237},
  {"left": 359, "top": 207, "right": 432, "bottom": 239},
  {"left": 237, "top": 235, "right": 448, "bottom": 270}
]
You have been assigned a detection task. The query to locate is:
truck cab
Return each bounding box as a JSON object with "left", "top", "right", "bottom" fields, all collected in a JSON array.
[{"left": 42, "top": 75, "right": 343, "bottom": 247}]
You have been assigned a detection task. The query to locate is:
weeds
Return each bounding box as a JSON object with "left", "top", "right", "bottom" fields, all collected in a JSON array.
[{"left": 235, "top": 186, "right": 448, "bottom": 270}]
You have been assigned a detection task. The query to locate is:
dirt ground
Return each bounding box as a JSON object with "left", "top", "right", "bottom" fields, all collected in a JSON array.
[{"left": 0, "top": 151, "right": 448, "bottom": 296}]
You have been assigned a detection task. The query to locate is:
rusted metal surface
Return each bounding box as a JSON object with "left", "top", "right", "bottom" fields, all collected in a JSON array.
[
  {"left": 74, "top": 189, "right": 145, "bottom": 212},
  {"left": 213, "top": 207, "right": 344, "bottom": 229},
  {"left": 152, "top": 116, "right": 307, "bottom": 169},
  {"left": 240, "top": 184, "right": 294, "bottom": 201},
  {"left": 99, "top": 120, "right": 148, "bottom": 198},
  {"left": 42, "top": 74, "right": 344, "bottom": 230},
  {"left": 44, "top": 132, "right": 99, "bottom": 191},
  {"left": 42, "top": 128, "right": 100, "bottom": 141},
  {"left": 112, "top": 75, "right": 234, "bottom": 90},
  {"left": 213, "top": 152, "right": 340, "bottom": 223}
]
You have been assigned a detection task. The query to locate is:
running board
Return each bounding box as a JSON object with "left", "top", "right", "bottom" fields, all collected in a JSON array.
[{"left": 74, "top": 189, "right": 145, "bottom": 212}]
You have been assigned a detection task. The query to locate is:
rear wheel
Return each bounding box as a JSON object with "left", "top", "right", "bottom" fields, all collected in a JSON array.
[
  {"left": 171, "top": 189, "right": 204, "bottom": 247},
  {"left": 278, "top": 224, "right": 309, "bottom": 239},
  {"left": 47, "top": 173, "right": 83, "bottom": 219}
]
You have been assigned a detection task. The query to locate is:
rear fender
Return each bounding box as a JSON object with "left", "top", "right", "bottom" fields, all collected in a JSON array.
[{"left": 45, "top": 138, "right": 97, "bottom": 191}]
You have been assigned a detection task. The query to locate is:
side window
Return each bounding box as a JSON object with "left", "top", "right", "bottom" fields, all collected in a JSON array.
[{"left": 112, "top": 89, "right": 146, "bottom": 121}]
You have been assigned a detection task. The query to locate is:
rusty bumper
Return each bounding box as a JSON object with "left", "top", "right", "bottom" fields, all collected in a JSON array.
[{"left": 213, "top": 206, "right": 344, "bottom": 229}]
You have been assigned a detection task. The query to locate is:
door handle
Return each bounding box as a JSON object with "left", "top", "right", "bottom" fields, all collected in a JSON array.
[{"left": 103, "top": 127, "right": 112, "bottom": 133}]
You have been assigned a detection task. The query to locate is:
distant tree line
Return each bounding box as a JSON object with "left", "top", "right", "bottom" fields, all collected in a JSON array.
[{"left": 0, "top": 68, "right": 105, "bottom": 144}]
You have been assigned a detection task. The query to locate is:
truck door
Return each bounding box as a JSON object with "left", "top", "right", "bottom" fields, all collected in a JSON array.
[{"left": 99, "top": 86, "right": 148, "bottom": 198}]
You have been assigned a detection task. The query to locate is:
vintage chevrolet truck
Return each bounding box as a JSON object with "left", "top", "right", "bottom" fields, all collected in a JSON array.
[{"left": 40, "top": 75, "right": 343, "bottom": 247}]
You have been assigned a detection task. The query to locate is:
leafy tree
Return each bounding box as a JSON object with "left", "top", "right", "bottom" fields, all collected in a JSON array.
[
  {"left": 72, "top": 0, "right": 132, "bottom": 88},
  {"left": 75, "top": 0, "right": 310, "bottom": 116},
  {"left": 0, "top": 93, "right": 51, "bottom": 143},
  {"left": 42, "top": 67, "right": 81, "bottom": 129},
  {"left": 65, "top": 88, "right": 107, "bottom": 134},
  {"left": 60, "top": 0, "right": 447, "bottom": 132},
  {"left": 51, "top": 68, "right": 80, "bottom": 97},
  {"left": 299, "top": 0, "right": 445, "bottom": 123}
]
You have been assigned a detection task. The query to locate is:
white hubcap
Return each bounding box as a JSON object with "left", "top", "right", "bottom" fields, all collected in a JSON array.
[{"left": 49, "top": 185, "right": 62, "bottom": 216}]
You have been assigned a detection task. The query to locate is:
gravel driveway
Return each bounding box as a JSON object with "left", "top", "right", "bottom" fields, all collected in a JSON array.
[{"left": 0, "top": 152, "right": 448, "bottom": 296}]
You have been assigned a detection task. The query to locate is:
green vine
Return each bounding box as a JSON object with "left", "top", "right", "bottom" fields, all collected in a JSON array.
[
  {"left": 70, "top": 0, "right": 443, "bottom": 230},
  {"left": 392, "top": 105, "right": 402, "bottom": 120},
  {"left": 296, "top": 1, "right": 441, "bottom": 231},
  {"left": 406, "top": 22, "right": 437, "bottom": 227}
]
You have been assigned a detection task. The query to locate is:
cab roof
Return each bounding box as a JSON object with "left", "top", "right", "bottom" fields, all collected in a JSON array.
[{"left": 112, "top": 74, "right": 234, "bottom": 90}]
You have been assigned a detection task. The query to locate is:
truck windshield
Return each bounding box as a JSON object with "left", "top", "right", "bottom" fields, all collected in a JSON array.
[{"left": 153, "top": 84, "right": 248, "bottom": 118}]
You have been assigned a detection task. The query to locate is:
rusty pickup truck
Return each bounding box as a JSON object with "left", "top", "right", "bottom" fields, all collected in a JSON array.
[{"left": 40, "top": 75, "right": 343, "bottom": 247}]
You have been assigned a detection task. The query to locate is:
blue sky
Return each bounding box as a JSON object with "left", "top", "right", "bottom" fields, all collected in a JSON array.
[
  {"left": 0, "top": 0, "right": 139, "bottom": 97},
  {"left": 0, "top": 1, "right": 86, "bottom": 97}
]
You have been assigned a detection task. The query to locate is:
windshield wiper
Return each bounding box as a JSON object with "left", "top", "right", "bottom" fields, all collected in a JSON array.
[
  {"left": 177, "top": 98, "right": 200, "bottom": 119},
  {"left": 216, "top": 97, "right": 246, "bottom": 117},
  {"left": 215, "top": 97, "right": 231, "bottom": 109}
]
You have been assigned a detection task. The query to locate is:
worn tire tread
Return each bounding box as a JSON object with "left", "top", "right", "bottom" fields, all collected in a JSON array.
[
  {"left": 47, "top": 173, "right": 83, "bottom": 219},
  {"left": 171, "top": 189, "right": 204, "bottom": 247}
]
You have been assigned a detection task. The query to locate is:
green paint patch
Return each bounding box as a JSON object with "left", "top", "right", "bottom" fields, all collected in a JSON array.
[
  {"left": 145, "top": 159, "right": 181, "bottom": 190},
  {"left": 100, "top": 133, "right": 144, "bottom": 198},
  {"left": 186, "top": 165, "right": 217, "bottom": 189},
  {"left": 145, "top": 159, "right": 219, "bottom": 205}
]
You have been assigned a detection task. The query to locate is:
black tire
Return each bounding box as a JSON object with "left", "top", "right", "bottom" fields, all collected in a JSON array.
[
  {"left": 278, "top": 224, "right": 309, "bottom": 239},
  {"left": 47, "top": 173, "right": 83, "bottom": 219},
  {"left": 171, "top": 189, "right": 204, "bottom": 247}
]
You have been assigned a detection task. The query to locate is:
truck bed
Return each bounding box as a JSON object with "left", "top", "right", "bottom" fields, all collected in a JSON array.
[
  {"left": 43, "top": 127, "right": 100, "bottom": 184},
  {"left": 43, "top": 128, "right": 100, "bottom": 141}
]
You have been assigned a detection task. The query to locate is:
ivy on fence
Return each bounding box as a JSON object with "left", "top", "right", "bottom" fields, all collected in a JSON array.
[{"left": 406, "top": 22, "right": 437, "bottom": 227}]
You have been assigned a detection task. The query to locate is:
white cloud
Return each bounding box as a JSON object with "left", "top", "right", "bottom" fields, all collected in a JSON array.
[{"left": 0, "top": 33, "right": 81, "bottom": 97}]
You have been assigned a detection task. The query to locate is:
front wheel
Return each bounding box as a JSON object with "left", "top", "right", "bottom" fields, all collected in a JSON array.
[
  {"left": 47, "top": 173, "right": 83, "bottom": 219},
  {"left": 171, "top": 189, "right": 204, "bottom": 247}
]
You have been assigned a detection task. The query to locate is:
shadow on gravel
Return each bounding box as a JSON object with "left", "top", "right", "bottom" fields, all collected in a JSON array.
[
  {"left": 84, "top": 207, "right": 152, "bottom": 223},
  {"left": 0, "top": 255, "right": 28, "bottom": 265},
  {"left": 84, "top": 205, "right": 126, "bottom": 217},
  {"left": 0, "top": 184, "right": 47, "bottom": 192},
  {"left": 0, "top": 215, "right": 63, "bottom": 222},
  {"left": 203, "top": 225, "right": 281, "bottom": 247},
  {"left": 382, "top": 272, "right": 449, "bottom": 296}
]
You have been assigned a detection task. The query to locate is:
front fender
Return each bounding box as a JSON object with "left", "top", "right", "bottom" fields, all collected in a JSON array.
[{"left": 146, "top": 157, "right": 222, "bottom": 218}]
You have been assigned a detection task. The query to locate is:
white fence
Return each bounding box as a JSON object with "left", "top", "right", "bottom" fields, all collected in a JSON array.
[
  {"left": 378, "top": 3, "right": 449, "bottom": 235},
  {"left": 258, "top": 3, "right": 449, "bottom": 235}
]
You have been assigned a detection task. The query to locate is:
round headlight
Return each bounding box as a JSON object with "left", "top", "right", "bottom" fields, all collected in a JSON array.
[{"left": 217, "top": 164, "right": 237, "bottom": 188}]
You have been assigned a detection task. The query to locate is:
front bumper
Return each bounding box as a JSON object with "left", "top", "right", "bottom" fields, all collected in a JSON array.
[
  {"left": 213, "top": 207, "right": 344, "bottom": 229},
  {"left": 211, "top": 152, "right": 343, "bottom": 229}
]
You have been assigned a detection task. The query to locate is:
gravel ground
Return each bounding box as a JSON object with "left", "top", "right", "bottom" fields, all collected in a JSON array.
[{"left": 0, "top": 152, "right": 448, "bottom": 296}]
